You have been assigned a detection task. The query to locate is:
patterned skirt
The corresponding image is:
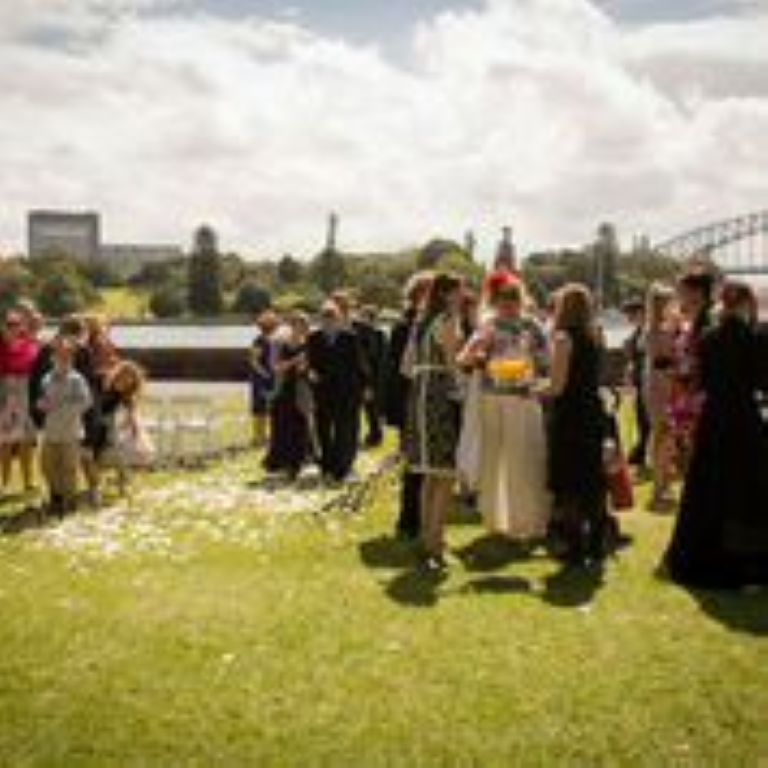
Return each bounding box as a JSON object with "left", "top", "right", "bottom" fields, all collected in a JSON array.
[
  {"left": 405, "top": 370, "right": 461, "bottom": 477},
  {"left": 0, "top": 376, "right": 36, "bottom": 444}
]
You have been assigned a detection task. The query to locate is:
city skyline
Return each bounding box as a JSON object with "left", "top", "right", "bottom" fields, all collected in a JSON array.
[{"left": 1, "top": 0, "right": 767, "bottom": 258}]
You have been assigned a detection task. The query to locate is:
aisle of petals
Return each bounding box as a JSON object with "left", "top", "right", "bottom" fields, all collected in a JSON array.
[{"left": 31, "top": 452, "right": 386, "bottom": 564}]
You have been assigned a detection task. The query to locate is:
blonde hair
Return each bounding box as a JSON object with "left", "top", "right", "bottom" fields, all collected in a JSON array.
[
  {"left": 106, "top": 360, "right": 146, "bottom": 401},
  {"left": 646, "top": 283, "right": 674, "bottom": 332}
]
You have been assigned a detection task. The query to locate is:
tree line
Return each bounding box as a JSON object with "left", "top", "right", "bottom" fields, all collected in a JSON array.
[{"left": 0, "top": 222, "right": 681, "bottom": 319}]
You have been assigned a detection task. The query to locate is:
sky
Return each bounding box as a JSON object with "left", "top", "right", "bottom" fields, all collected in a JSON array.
[{"left": 0, "top": 0, "right": 767, "bottom": 259}]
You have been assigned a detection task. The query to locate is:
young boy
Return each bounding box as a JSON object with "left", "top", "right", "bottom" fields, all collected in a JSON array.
[{"left": 38, "top": 337, "right": 92, "bottom": 517}]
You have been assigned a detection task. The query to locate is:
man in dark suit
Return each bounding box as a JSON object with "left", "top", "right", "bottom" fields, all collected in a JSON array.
[
  {"left": 307, "top": 301, "right": 369, "bottom": 482},
  {"left": 355, "top": 305, "right": 388, "bottom": 448}
]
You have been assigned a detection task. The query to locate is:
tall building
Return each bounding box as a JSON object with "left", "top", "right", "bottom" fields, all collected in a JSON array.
[{"left": 28, "top": 210, "right": 101, "bottom": 261}]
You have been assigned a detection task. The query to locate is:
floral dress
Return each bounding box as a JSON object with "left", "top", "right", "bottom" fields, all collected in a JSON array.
[
  {"left": 668, "top": 320, "right": 708, "bottom": 466},
  {"left": 405, "top": 314, "right": 462, "bottom": 477}
]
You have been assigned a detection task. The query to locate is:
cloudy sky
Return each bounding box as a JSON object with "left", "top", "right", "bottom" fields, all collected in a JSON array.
[{"left": 0, "top": 0, "right": 766, "bottom": 259}]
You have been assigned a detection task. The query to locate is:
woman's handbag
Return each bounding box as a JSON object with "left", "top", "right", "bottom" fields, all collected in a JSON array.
[{"left": 604, "top": 440, "right": 635, "bottom": 511}]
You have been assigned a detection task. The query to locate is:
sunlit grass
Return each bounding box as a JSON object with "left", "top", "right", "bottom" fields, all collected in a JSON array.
[
  {"left": 94, "top": 287, "right": 150, "bottom": 320},
  {"left": 0, "top": 437, "right": 765, "bottom": 765}
]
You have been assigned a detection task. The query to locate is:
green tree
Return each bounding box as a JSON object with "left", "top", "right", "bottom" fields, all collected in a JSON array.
[
  {"left": 36, "top": 268, "right": 98, "bottom": 318},
  {"left": 187, "top": 225, "right": 224, "bottom": 316},
  {"left": 81, "top": 259, "right": 125, "bottom": 289},
  {"left": 149, "top": 284, "right": 187, "bottom": 319},
  {"left": 232, "top": 282, "right": 272, "bottom": 316},
  {"left": 0, "top": 259, "right": 35, "bottom": 314},
  {"left": 417, "top": 238, "right": 464, "bottom": 269},
  {"left": 277, "top": 255, "right": 304, "bottom": 285},
  {"left": 310, "top": 248, "right": 347, "bottom": 294}
]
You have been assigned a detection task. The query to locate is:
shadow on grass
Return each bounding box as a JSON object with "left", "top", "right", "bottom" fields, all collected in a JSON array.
[
  {"left": 688, "top": 588, "right": 768, "bottom": 636},
  {"left": 460, "top": 575, "right": 533, "bottom": 596},
  {"left": 0, "top": 506, "right": 47, "bottom": 536},
  {"left": 385, "top": 567, "right": 446, "bottom": 608},
  {"left": 541, "top": 561, "right": 605, "bottom": 608},
  {"left": 456, "top": 534, "right": 541, "bottom": 572},
  {"left": 359, "top": 535, "right": 418, "bottom": 570},
  {"left": 358, "top": 535, "right": 446, "bottom": 608}
]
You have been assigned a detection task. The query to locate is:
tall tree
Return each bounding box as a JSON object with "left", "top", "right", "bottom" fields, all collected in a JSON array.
[
  {"left": 310, "top": 248, "right": 347, "bottom": 294},
  {"left": 188, "top": 225, "right": 224, "bottom": 316},
  {"left": 277, "top": 254, "right": 304, "bottom": 285}
]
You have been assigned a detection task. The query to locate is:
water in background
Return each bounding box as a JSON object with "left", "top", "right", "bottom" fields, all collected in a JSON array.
[{"left": 110, "top": 317, "right": 634, "bottom": 350}]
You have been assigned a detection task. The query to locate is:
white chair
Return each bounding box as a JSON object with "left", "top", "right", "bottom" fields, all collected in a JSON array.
[
  {"left": 168, "top": 396, "right": 218, "bottom": 464},
  {"left": 141, "top": 397, "right": 174, "bottom": 467}
]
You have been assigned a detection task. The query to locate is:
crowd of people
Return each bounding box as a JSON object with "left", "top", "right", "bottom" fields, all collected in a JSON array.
[
  {"left": 250, "top": 262, "right": 768, "bottom": 589},
  {"left": 0, "top": 305, "right": 149, "bottom": 517},
  {"left": 2, "top": 261, "right": 766, "bottom": 593}
]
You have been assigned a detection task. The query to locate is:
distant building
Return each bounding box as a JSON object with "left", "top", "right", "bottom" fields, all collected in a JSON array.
[
  {"left": 28, "top": 210, "right": 101, "bottom": 261},
  {"left": 99, "top": 244, "right": 184, "bottom": 278},
  {"left": 27, "top": 210, "right": 183, "bottom": 278}
]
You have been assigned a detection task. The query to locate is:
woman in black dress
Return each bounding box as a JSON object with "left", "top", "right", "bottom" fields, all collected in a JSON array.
[
  {"left": 263, "top": 313, "right": 312, "bottom": 481},
  {"left": 543, "top": 284, "right": 608, "bottom": 564},
  {"left": 665, "top": 282, "right": 768, "bottom": 588}
]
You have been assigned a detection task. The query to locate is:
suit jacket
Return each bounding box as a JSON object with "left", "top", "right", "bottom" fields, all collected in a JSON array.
[
  {"left": 307, "top": 327, "right": 368, "bottom": 403},
  {"left": 353, "top": 320, "right": 388, "bottom": 404},
  {"left": 384, "top": 312, "right": 416, "bottom": 429}
]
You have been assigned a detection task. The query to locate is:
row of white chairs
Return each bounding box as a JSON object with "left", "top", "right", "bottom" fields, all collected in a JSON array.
[{"left": 140, "top": 396, "right": 251, "bottom": 466}]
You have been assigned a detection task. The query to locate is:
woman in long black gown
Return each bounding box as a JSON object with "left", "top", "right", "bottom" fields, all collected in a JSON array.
[
  {"left": 263, "top": 313, "right": 312, "bottom": 481},
  {"left": 544, "top": 284, "right": 608, "bottom": 565},
  {"left": 665, "top": 282, "right": 768, "bottom": 588}
]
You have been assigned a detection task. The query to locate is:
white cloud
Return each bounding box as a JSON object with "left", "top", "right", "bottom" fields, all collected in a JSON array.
[{"left": 0, "top": 0, "right": 767, "bottom": 259}]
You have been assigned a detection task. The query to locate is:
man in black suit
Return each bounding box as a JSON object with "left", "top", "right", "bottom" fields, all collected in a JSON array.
[
  {"left": 330, "top": 291, "right": 385, "bottom": 448},
  {"left": 355, "top": 305, "right": 388, "bottom": 448},
  {"left": 307, "top": 301, "right": 369, "bottom": 482}
]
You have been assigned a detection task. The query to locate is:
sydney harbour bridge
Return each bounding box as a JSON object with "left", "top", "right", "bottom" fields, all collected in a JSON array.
[{"left": 654, "top": 209, "right": 768, "bottom": 276}]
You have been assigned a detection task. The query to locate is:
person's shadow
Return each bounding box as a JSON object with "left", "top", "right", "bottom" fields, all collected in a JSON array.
[
  {"left": 456, "top": 534, "right": 540, "bottom": 573},
  {"left": 385, "top": 567, "right": 447, "bottom": 608},
  {"left": 541, "top": 560, "right": 605, "bottom": 608},
  {"left": 358, "top": 535, "right": 447, "bottom": 608},
  {"left": 687, "top": 587, "right": 768, "bottom": 636},
  {"left": 0, "top": 505, "right": 48, "bottom": 537}
]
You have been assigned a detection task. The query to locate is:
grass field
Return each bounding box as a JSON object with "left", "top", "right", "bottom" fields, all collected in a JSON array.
[
  {"left": 0, "top": 446, "right": 766, "bottom": 766},
  {"left": 94, "top": 288, "right": 150, "bottom": 320}
]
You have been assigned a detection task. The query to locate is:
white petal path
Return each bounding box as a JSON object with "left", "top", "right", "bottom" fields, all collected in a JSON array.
[{"left": 30, "top": 452, "right": 393, "bottom": 565}]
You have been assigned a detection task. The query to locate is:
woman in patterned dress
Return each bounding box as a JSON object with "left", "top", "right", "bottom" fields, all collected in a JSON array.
[
  {"left": 405, "top": 272, "right": 465, "bottom": 570},
  {"left": 0, "top": 310, "right": 41, "bottom": 495},
  {"left": 668, "top": 270, "right": 714, "bottom": 474}
]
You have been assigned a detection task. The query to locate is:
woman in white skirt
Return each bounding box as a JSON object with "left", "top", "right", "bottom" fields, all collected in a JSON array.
[{"left": 459, "top": 282, "right": 551, "bottom": 541}]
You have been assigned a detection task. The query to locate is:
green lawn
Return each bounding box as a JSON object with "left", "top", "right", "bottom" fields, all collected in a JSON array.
[
  {"left": 0, "top": 449, "right": 766, "bottom": 766},
  {"left": 94, "top": 288, "right": 150, "bottom": 320}
]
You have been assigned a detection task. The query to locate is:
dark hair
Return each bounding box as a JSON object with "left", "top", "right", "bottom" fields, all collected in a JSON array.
[
  {"left": 58, "top": 315, "right": 86, "bottom": 339},
  {"left": 720, "top": 281, "right": 757, "bottom": 324},
  {"left": 418, "top": 272, "right": 462, "bottom": 340},
  {"left": 678, "top": 269, "right": 715, "bottom": 301},
  {"left": 678, "top": 268, "right": 716, "bottom": 333}
]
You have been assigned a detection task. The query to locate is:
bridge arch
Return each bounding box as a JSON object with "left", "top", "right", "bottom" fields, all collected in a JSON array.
[{"left": 653, "top": 210, "right": 768, "bottom": 275}]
